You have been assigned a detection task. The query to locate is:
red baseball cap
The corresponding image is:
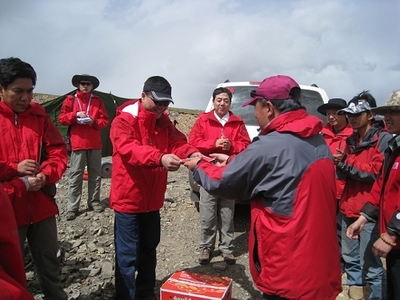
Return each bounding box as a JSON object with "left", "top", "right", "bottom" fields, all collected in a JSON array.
[{"left": 242, "top": 75, "right": 300, "bottom": 107}]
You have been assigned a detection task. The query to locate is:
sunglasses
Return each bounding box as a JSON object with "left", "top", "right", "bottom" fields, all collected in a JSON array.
[
  {"left": 80, "top": 81, "right": 93, "bottom": 86},
  {"left": 148, "top": 94, "right": 170, "bottom": 107}
]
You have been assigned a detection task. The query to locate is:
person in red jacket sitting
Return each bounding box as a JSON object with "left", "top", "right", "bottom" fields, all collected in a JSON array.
[
  {"left": 188, "top": 87, "right": 251, "bottom": 265},
  {"left": 347, "top": 89, "right": 400, "bottom": 300},
  {"left": 0, "top": 57, "right": 68, "bottom": 299},
  {"left": 59, "top": 74, "right": 109, "bottom": 220},
  {"left": 109, "top": 76, "right": 201, "bottom": 300}
]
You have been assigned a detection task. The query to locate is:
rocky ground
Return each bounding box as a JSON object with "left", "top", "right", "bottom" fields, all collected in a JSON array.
[{"left": 26, "top": 96, "right": 350, "bottom": 299}]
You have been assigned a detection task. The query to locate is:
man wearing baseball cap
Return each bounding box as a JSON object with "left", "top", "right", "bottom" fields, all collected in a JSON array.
[
  {"left": 184, "top": 75, "right": 341, "bottom": 299},
  {"left": 109, "top": 76, "right": 201, "bottom": 300},
  {"left": 347, "top": 89, "right": 400, "bottom": 299}
]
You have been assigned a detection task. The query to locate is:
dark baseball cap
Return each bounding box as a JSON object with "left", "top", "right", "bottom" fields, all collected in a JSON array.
[{"left": 143, "top": 76, "right": 174, "bottom": 104}]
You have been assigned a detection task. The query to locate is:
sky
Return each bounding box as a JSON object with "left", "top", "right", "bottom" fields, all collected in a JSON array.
[{"left": 1, "top": 0, "right": 399, "bottom": 110}]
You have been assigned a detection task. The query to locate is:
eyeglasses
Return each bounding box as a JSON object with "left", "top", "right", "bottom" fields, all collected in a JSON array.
[
  {"left": 80, "top": 81, "right": 92, "bottom": 86},
  {"left": 148, "top": 94, "right": 170, "bottom": 107}
]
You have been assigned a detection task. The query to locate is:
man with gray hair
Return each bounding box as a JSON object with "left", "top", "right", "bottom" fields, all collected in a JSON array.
[{"left": 184, "top": 75, "right": 341, "bottom": 299}]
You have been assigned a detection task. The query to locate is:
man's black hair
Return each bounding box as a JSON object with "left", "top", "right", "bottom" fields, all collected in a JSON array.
[
  {"left": 349, "top": 90, "right": 377, "bottom": 108},
  {"left": 212, "top": 87, "right": 232, "bottom": 101},
  {"left": 0, "top": 57, "right": 37, "bottom": 89}
]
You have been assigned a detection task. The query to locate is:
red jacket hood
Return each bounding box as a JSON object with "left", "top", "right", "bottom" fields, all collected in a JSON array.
[{"left": 262, "top": 109, "right": 323, "bottom": 137}]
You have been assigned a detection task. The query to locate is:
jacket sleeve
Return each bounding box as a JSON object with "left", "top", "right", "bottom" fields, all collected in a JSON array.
[
  {"left": 337, "top": 132, "right": 392, "bottom": 182},
  {"left": 58, "top": 95, "right": 76, "bottom": 126},
  {"left": 360, "top": 174, "right": 382, "bottom": 221},
  {"left": 92, "top": 98, "right": 109, "bottom": 131},
  {"left": 40, "top": 115, "right": 68, "bottom": 184},
  {"left": 229, "top": 121, "right": 251, "bottom": 155},
  {"left": 188, "top": 117, "right": 220, "bottom": 154},
  {"left": 110, "top": 114, "right": 165, "bottom": 167},
  {"left": 0, "top": 161, "right": 19, "bottom": 181}
]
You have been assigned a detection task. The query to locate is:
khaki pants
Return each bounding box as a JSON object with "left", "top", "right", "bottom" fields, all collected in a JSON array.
[
  {"left": 67, "top": 149, "right": 102, "bottom": 212},
  {"left": 199, "top": 187, "right": 235, "bottom": 253}
]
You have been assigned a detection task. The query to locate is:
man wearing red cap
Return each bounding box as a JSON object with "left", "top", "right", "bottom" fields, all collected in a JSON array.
[{"left": 184, "top": 75, "right": 341, "bottom": 299}]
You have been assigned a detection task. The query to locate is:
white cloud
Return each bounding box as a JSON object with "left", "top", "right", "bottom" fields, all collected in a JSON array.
[{"left": 0, "top": 0, "right": 399, "bottom": 109}]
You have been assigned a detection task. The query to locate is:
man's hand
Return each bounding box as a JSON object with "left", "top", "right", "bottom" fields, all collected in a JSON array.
[
  {"left": 18, "top": 159, "right": 40, "bottom": 176},
  {"left": 373, "top": 236, "right": 394, "bottom": 258},
  {"left": 346, "top": 215, "right": 368, "bottom": 239},
  {"left": 26, "top": 176, "right": 42, "bottom": 191},
  {"left": 161, "top": 154, "right": 182, "bottom": 171},
  {"left": 76, "top": 111, "right": 87, "bottom": 118},
  {"left": 216, "top": 138, "right": 230, "bottom": 150},
  {"left": 35, "top": 173, "right": 47, "bottom": 188},
  {"left": 183, "top": 157, "right": 202, "bottom": 171},
  {"left": 209, "top": 153, "right": 229, "bottom": 166}
]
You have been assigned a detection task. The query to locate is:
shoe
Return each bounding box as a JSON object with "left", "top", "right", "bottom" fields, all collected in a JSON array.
[
  {"left": 66, "top": 211, "right": 77, "bottom": 221},
  {"left": 89, "top": 204, "right": 104, "bottom": 213},
  {"left": 199, "top": 248, "right": 212, "bottom": 265},
  {"left": 222, "top": 252, "right": 236, "bottom": 265}
]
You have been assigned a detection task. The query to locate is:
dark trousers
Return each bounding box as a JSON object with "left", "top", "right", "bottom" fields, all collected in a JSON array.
[
  {"left": 114, "top": 210, "right": 160, "bottom": 300},
  {"left": 386, "top": 250, "right": 400, "bottom": 300},
  {"left": 262, "top": 294, "right": 288, "bottom": 300}
]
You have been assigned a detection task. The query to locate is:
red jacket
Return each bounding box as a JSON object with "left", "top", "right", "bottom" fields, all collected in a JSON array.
[
  {"left": 109, "top": 100, "right": 198, "bottom": 213},
  {"left": 192, "top": 110, "right": 341, "bottom": 299},
  {"left": 188, "top": 110, "right": 251, "bottom": 156},
  {"left": 337, "top": 121, "right": 392, "bottom": 218},
  {"left": 0, "top": 101, "right": 68, "bottom": 226},
  {"left": 361, "top": 138, "right": 400, "bottom": 250},
  {"left": 321, "top": 123, "right": 353, "bottom": 199},
  {"left": 0, "top": 183, "right": 33, "bottom": 300},
  {"left": 58, "top": 90, "right": 109, "bottom": 151}
]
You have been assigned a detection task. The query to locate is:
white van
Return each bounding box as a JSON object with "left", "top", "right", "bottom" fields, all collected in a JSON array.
[{"left": 189, "top": 80, "right": 330, "bottom": 207}]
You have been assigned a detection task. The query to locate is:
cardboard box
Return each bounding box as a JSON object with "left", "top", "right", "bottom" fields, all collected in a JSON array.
[{"left": 160, "top": 271, "right": 232, "bottom": 300}]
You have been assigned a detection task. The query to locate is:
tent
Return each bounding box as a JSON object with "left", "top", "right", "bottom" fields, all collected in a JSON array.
[{"left": 42, "top": 90, "right": 132, "bottom": 157}]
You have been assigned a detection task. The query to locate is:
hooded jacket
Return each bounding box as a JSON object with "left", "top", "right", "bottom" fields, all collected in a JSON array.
[
  {"left": 192, "top": 109, "right": 341, "bottom": 299},
  {"left": 0, "top": 101, "right": 68, "bottom": 227},
  {"left": 321, "top": 123, "right": 353, "bottom": 200},
  {"left": 337, "top": 121, "right": 392, "bottom": 218},
  {"left": 188, "top": 110, "right": 251, "bottom": 156},
  {"left": 58, "top": 90, "right": 109, "bottom": 151},
  {"left": 109, "top": 100, "right": 198, "bottom": 213}
]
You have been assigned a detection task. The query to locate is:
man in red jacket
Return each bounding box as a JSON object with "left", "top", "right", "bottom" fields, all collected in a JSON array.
[
  {"left": 109, "top": 76, "right": 201, "bottom": 300},
  {"left": 0, "top": 57, "right": 68, "bottom": 299},
  {"left": 184, "top": 75, "right": 341, "bottom": 300},
  {"left": 59, "top": 74, "right": 109, "bottom": 220},
  {"left": 347, "top": 89, "right": 400, "bottom": 300}
]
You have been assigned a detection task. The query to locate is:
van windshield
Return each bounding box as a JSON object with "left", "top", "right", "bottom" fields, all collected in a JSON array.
[{"left": 228, "top": 86, "right": 326, "bottom": 125}]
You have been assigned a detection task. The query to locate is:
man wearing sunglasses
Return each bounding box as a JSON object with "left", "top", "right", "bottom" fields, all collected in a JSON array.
[
  {"left": 109, "top": 76, "right": 201, "bottom": 300},
  {"left": 59, "top": 74, "right": 109, "bottom": 221},
  {"left": 336, "top": 92, "right": 392, "bottom": 299}
]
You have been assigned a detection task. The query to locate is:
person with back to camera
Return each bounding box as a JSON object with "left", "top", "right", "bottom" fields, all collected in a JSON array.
[
  {"left": 58, "top": 74, "right": 109, "bottom": 221},
  {"left": 347, "top": 89, "right": 400, "bottom": 300},
  {"left": 188, "top": 87, "right": 251, "bottom": 265},
  {"left": 317, "top": 98, "right": 353, "bottom": 272},
  {"left": 109, "top": 76, "right": 201, "bottom": 300},
  {"left": 184, "top": 75, "right": 341, "bottom": 300},
  {"left": 0, "top": 57, "right": 68, "bottom": 299},
  {"left": 335, "top": 91, "right": 392, "bottom": 300}
]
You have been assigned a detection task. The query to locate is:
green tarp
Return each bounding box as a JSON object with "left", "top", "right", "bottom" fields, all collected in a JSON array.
[{"left": 42, "top": 90, "right": 132, "bottom": 157}]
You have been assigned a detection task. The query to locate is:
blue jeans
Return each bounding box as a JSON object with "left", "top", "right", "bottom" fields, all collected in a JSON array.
[
  {"left": 114, "top": 211, "right": 160, "bottom": 300},
  {"left": 342, "top": 216, "right": 385, "bottom": 300},
  {"left": 386, "top": 250, "right": 400, "bottom": 300}
]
